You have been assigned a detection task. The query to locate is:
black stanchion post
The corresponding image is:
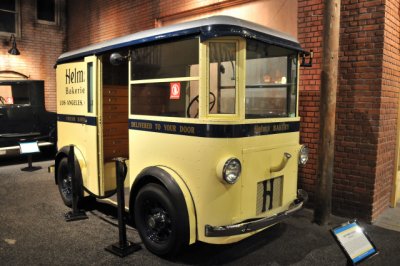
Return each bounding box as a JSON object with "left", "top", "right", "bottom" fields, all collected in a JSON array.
[
  {"left": 65, "top": 145, "right": 88, "bottom": 222},
  {"left": 106, "top": 157, "right": 141, "bottom": 257}
]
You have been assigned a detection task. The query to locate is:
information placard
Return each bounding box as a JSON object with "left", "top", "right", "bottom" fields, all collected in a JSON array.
[
  {"left": 331, "top": 220, "right": 378, "bottom": 264},
  {"left": 19, "top": 141, "right": 40, "bottom": 154}
]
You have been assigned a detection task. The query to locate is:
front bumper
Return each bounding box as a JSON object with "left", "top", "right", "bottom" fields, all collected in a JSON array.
[{"left": 205, "top": 189, "right": 308, "bottom": 237}]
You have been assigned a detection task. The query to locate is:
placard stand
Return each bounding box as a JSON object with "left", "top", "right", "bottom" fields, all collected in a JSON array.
[
  {"left": 331, "top": 220, "right": 378, "bottom": 265},
  {"left": 19, "top": 141, "right": 42, "bottom": 172}
]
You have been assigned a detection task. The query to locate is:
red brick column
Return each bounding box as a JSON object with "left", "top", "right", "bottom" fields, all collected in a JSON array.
[
  {"left": 334, "top": 0, "right": 399, "bottom": 221},
  {"left": 373, "top": 0, "right": 400, "bottom": 219},
  {"left": 299, "top": 0, "right": 400, "bottom": 221}
]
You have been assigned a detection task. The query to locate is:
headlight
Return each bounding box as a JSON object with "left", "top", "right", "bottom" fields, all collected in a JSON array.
[
  {"left": 299, "top": 145, "right": 309, "bottom": 165},
  {"left": 223, "top": 158, "right": 241, "bottom": 184}
]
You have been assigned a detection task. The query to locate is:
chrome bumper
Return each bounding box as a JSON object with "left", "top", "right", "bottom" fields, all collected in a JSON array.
[{"left": 205, "top": 189, "right": 308, "bottom": 237}]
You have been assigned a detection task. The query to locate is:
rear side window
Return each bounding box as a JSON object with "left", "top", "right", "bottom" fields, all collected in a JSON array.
[
  {"left": 131, "top": 38, "right": 199, "bottom": 80},
  {"left": 130, "top": 38, "right": 200, "bottom": 118}
]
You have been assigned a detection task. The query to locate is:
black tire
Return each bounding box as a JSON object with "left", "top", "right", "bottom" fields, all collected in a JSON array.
[
  {"left": 134, "top": 183, "right": 188, "bottom": 256},
  {"left": 56, "top": 157, "right": 83, "bottom": 207}
]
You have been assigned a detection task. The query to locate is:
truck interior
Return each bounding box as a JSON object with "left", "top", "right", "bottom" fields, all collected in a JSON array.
[{"left": 101, "top": 52, "right": 129, "bottom": 193}]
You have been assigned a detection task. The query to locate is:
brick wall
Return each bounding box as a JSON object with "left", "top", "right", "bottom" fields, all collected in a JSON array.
[
  {"left": 298, "top": 90, "right": 320, "bottom": 202},
  {"left": 67, "top": 0, "right": 157, "bottom": 50},
  {"left": 67, "top": 0, "right": 296, "bottom": 50},
  {"left": 298, "top": 0, "right": 324, "bottom": 204},
  {"left": 299, "top": 0, "right": 400, "bottom": 221},
  {"left": 0, "top": 0, "right": 66, "bottom": 112},
  {"left": 335, "top": 0, "right": 386, "bottom": 220},
  {"left": 375, "top": 0, "right": 400, "bottom": 219},
  {"left": 336, "top": 0, "right": 400, "bottom": 221},
  {"left": 68, "top": 0, "right": 223, "bottom": 50}
]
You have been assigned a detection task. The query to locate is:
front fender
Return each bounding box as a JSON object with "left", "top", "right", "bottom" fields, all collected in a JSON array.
[{"left": 130, "top": 166, "right": 197, "bottom": 245}]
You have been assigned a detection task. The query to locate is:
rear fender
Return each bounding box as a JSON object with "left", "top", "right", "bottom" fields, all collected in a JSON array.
[{"left": 55, "top": 145, "right": 88, "bottom": 188}]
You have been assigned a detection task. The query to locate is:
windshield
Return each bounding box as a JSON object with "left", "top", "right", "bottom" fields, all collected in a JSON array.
[{"left": 245, "top": 40, "right": 298, "bottom": 119}]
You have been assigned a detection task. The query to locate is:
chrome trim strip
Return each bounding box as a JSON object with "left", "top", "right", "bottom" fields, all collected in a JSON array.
[{"left": 0, "top": 141, "right": 53, "bottom": 152}]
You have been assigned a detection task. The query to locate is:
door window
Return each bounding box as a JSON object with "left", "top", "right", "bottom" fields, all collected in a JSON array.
[{"left": 208, "top": 41, "right": 237, "bottom": 115}]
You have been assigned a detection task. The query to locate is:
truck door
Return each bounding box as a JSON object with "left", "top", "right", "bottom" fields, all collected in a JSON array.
[{"left": 56, "top": 56, "right": 102, "bottom": 194}]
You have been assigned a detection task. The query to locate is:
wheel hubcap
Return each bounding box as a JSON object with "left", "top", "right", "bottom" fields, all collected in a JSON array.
[
  {"left": 143, "top": 203, "right": 172, "bottom": 243},
  {"left": 147, "top": 211, "right": 166, "bottom": 229},
  {"left": 61, "top": 174, "right": 72, "bottom": 197}
]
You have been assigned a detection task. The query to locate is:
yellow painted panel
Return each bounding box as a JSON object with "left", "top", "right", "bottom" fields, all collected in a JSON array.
[
  {"left": 56, "top": 58, "right": 100, "bottom": 195},
  {"left": 56, "top": 62, "right": 88, "bottom": 115},
  {"left": 57, "top": 122, "right": 99, "bottom": 194},
  {"left": 127, "top": 127, "right": 300, "bottom": 244}
]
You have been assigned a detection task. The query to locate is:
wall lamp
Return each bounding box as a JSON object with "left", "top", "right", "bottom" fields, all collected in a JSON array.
[{"left": 8, "top": 34, "right": 20, "bottom": 55}]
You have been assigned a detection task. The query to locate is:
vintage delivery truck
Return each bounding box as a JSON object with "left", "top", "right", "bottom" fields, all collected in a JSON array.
[{"left": 54, "top": 16, "right": 310, "bottom": 256}]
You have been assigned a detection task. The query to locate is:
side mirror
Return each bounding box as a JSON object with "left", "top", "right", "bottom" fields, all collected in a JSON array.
[
  {"left": 110, "top": 52, "right": 127, "bottom": 66},
  {"left": 300, "top": 50, "right": 313, "bottom": 67}
]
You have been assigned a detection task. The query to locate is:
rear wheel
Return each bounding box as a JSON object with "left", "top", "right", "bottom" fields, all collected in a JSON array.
[
  {"left": 56, "top": 157, "right": 83, "bottom": 207},
  {"left": 134, "top": 183, "right": 188, "bottom": 256}
]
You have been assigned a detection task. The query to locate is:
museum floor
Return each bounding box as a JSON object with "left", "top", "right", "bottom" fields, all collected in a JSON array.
[{"left": 1, "top": 158, "right": 399, "bottom": 265}]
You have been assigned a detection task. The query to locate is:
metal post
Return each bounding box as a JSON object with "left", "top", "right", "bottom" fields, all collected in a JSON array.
[
  {"left": 65, "top": 145, "right": 88, "bottom": 222},
  {"left": 28, "top": 154, "right": 32, "bottom": 168},
  {"left": 105, "top": 157, "right": 140, "bottom": 257},
  {"left": 21, "top": 153, "right": 41, "bottom": 172},
  {"left": 314, "top": 0, "right": 341, "bottom": 225}
]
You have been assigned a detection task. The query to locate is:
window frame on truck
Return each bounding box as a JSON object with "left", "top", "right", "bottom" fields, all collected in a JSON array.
[
  {"left": 205, "top": 38, "right": 242, "bottom": 120},
  {"left": 129, "top": 37, "right": 201, "bottom": 119}
]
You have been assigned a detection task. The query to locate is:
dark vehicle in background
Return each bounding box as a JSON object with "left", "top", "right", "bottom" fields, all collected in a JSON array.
[{"left": 0, "top": 80, "right": 56, "bottom": 157}]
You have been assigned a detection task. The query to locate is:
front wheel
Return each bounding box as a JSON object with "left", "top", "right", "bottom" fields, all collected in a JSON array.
[{"left": 134, "top": 183, "right": 188, "bottom": 256}]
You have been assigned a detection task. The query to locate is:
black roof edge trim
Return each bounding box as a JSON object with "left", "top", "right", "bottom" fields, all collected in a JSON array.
[{"left": 56, "top": 24, "right": 305, "bottom": 65}]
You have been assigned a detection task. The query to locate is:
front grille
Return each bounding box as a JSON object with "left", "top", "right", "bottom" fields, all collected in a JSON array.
[{"left": 256, "top": 176, "right": 283, "bottom": 215}]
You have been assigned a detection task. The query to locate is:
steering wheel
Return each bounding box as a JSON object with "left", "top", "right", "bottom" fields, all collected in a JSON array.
[
  {"left": 0, "top": 96, "right": 5, "bottom": 105},
  {"left": 186, "top": 92, "right": 216, "bottom": 118}
]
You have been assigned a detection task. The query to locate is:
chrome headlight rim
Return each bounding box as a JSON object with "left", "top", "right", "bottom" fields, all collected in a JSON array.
[
  {"left": 299, "top": 145, "right": 309, "bottom": 165},
  {"left": 223, "top": 158, "right": 241, "bottom": 184}
]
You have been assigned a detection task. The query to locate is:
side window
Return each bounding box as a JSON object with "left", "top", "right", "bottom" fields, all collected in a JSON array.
[
  {"left": 130, "top": 38, "right": 199, "bottom": 118},
  {"left": 245, "top": 40, "right": 298, "bottom": 119},
  {"left": 87, "top": 62, "right": 93, "bottom": 113},
  {"left": 0, "top": 84, "right": 30, "bottom": 105},
  {"left": 208, "top": 41, "right": 237, "bottom": 115}
]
